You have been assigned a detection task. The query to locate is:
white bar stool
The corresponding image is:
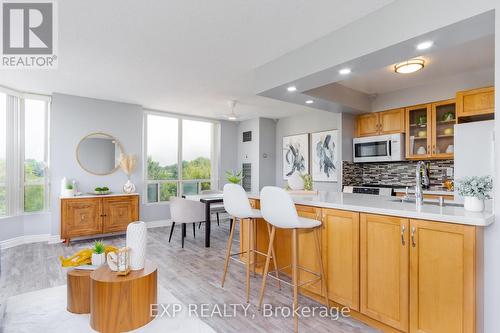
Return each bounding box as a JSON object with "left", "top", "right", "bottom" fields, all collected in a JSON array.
[
  {"left": 220, "top": 184, "right": 279, "bottom": 303},
  {"left": 258, "top": 186, "right": 329, "bottom": 333}
]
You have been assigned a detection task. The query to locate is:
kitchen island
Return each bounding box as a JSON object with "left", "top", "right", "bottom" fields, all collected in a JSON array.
[{"left": 242, "top": 192, "right": 492, "bottom": 333}]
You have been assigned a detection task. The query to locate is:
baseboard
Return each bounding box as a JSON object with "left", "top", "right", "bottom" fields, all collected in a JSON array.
[{"left": 0, "top": 234, "right": 60, "bottom": 250}]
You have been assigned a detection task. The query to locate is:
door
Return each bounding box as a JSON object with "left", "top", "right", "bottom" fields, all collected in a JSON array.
[
  {"left": 61, "top": 198, "right": 102, "bottom": 238},
  {"left": 379, "top": 108, "right": 405, "bottom": 135},
  {"left": 323, "top": 209, "right": 359, "bottom": 310},
  {"left": 356, "top": 113, "right": 380, "bottom": 137},
  {"left": 409, "top": 220, "right": 475, "bottom": 333},
  {"left": 360, "top": 213, "right": 409, "bottom": 332},
  {"left": 102, "top": 196, "right": 139, "bottom": 233},
  {"left": 431, "top": 99, "right": 455, "bottom": 159},
  {"left": 406, "top": 104, "right": 432, "bottom": 159},
  {"left": 456, "top": 86, "right": 494, "bottom": 118}
]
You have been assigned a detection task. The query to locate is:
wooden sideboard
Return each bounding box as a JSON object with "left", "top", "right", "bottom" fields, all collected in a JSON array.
[{"left": 61, "top": 194, "right": 139, "bottom": 243}]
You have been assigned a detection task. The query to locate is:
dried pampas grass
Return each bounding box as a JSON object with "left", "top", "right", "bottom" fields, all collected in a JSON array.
[{"left": 119, "top": 153, "right": 137, "bottom": 176}]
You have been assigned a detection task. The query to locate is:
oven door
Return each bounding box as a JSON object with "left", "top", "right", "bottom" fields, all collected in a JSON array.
[{"left": 353, "top": 135, "right": 392, "bottom": 163}]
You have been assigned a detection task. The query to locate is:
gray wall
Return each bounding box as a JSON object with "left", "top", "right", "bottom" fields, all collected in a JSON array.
[
  {"left": 275, "top": 110, "right": 343, "bottom": 191},
  {"left": 259, "top": 118, "right": 277, "bottom": 189},
  {"left": 237, "top": 118, "right": 260, "bottom": 192}
]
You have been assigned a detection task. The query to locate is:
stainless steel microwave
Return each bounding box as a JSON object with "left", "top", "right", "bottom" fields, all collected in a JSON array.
[{"left": 353, "top": 133, "right": 405, "bottom": 163}]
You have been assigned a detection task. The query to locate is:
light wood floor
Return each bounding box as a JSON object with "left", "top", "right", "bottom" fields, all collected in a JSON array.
[{"left": 0, "top": 219, "right": 378, "bottom": 333}]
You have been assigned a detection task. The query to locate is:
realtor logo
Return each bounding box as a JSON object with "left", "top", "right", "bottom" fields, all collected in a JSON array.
[{"left": 1, "top": 0, "right": 58, "bottom": 68}]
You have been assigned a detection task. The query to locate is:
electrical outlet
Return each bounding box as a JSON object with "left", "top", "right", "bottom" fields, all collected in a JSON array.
[{"left": 446, "top": 167, "right": 453, "bottom": 177}]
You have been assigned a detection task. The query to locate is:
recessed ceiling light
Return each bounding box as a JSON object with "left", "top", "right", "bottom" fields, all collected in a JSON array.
[
  {"left": 305, "top": 100, "right": 314, "bottom": 104},
  {"left": 416, "top": 41, "right": 433, "bottom": 50},
  {"left": 339, "top": 68, "right": 351, "bottom": 75},
  {"left": 394, "top": 58, "right": 425, "bottom": 74},
  {"left": 287, "top": 86, "right": 297, "bottom": 92}
]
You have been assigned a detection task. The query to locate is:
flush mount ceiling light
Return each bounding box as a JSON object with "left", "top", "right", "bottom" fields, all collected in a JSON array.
[
  {"left": 339, "top": 68, "right": 351, "bottom": 75},
  {"left": 305, "top": 100, "right": 314, "bottom": 104},
  {"left": 287, "top": 86, "right": 297, "bottom": 92},
  {"left": 394, "top": 58, "right": 425, "bottom": 74},
  {"left": 416, "top": 41, "right": 433, "bottom": 50},
  {"left": 226, "top": 100, "right": 238, "bottom": 121}
]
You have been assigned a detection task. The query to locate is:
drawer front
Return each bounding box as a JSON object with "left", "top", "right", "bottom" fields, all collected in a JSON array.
[
  {"left": 61, "top": 198, "right": 102, "bottom": 238},
  {"left": 102, "top": 196, "right": 139, "bottom": 233}
]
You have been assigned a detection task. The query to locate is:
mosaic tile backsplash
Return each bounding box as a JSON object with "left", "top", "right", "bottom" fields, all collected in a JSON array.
[{"left": 342, "top": 160, "right": 454, "bottom": 190}]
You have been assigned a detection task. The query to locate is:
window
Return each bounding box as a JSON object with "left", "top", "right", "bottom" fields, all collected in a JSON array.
[
  {"left": 145, "top": 112, "right": 215, "bottom": 203},
  {"left": 0, "top": 93, "right": 6, "bottom": 216},
  {"left": 24, "top": 99, "right": 48, "bottom": 212},
  {"left": 0, "top": 88, "right": 50, "bottom": 217}
]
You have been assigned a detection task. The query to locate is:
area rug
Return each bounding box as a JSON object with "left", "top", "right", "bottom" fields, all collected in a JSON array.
[{"left": 2, "top": 285, "right": 216, "bottom": 333}]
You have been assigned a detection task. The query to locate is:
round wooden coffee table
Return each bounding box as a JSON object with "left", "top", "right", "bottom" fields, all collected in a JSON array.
[
  {"left": 67, "top": 269, "right": 92, "bottom": 314},
  {"left": 90, "top": 260, "right": 157, "bottom": 333}
]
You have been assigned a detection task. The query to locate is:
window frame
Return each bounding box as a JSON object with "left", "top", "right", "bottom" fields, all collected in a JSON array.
[
  {"left": 0, "top": 87, "right": 50, "bottom": 218},
  {"left": 143, "top": 110, "right": 219, "bottom": 205}
]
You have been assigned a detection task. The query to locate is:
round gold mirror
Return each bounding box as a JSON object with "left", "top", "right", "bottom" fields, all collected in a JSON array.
[{"left": 76, "top": 132, "right": 124, "bottom": 175}]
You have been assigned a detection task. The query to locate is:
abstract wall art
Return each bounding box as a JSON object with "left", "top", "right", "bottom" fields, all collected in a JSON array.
[
  {"left": 311, "top": 129, "right": 339, "bottom": 182},
  {"left": 282, "top": 133, "right": 309, "bottom": 180}
]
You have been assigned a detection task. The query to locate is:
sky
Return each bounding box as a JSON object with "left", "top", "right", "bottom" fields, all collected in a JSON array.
[{"left": 147, "top": 115, "right": 212, "bottom": 166}]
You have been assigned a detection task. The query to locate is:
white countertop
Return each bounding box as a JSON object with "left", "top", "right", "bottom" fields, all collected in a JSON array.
[
  {"left": 60, "top": 192, "right": 139, "bottom": 199},
  {"left": 248, "top": 192, "right": 494, "bottom": 227}
]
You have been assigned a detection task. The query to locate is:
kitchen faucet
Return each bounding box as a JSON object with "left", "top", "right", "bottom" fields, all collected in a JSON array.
[{"left": 415, "top": 161, "right": 430, "bottom": 206}]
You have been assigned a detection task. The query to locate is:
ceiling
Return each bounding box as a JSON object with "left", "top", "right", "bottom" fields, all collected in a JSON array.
[
  {"left": 336, "top": 35, "right": 494, "bottom": 95},
  {"left": 0, "top": 0, "right": 395, "bottom": 120}
]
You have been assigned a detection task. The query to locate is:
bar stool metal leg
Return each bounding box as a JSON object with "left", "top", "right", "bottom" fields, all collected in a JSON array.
[{"left": 313, "top": 227, "right": 329, "bottom": 308}]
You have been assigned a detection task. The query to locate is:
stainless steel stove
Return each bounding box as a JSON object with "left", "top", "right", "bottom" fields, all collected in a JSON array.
[{"left": 343, "top": 184, "right": 394, "bottom": 196}]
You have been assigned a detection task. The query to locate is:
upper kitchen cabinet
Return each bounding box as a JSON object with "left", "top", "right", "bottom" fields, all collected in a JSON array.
[
  {"left": 356, "top": 113, "right": 379, "bottom": 137},
  {"left": 406, "top": 104, "right": 432, "bottom": 159},
  {"left": 431, "top": 99, "right": 456, "bottom": 159},
  {"left": 456, "top": 86, "right": 494, "bottom": 122},
  {"left": 355, "top": 108, "right": 405, "bottom": 137},
  {"left": 406, "top": 100, "right": 455, "bottom": 160}
]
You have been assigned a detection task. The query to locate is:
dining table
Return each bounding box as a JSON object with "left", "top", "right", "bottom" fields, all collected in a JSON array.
[{"left": 184, "top": 193, "right": 224, "bottom": 248}]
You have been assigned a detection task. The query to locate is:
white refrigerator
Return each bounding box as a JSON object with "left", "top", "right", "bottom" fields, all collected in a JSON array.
[{"left": 454, "top": 120, "right": 495, "bottom": 198}]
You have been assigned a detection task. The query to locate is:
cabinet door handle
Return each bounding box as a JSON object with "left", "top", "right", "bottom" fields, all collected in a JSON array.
[
  {"left": 401, "top": 225, "right": 406, "bottom": 246},
  {"left": 411, "top": 226, "right": 416, "bottom": 247}
]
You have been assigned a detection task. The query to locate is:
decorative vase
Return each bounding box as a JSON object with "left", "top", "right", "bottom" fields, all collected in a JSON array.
[
  {"left": 126, "top": 221, "right": 147, "bottom": 270},
  {"left": 91, "top": 253, "right": 105, "bottom": 266},
  {"left": 123, "top": 179, "right": 136, "bottom": 194},
  {"left": 61, "top": 188, "right": 75, "bottom": 197},
  {"left": 288, "top": 171, "right": 304, "bottom": 190},
  {"left": 107, "top": 252, "right": 118, "bottom": 271},
  {"left": 464, "top": 196, "right": 484, "bottom": 212}
]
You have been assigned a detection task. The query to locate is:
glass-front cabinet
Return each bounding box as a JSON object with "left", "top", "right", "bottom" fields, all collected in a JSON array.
[
  {"left": 431, "top": 99, "right": 456, "bottom": 159},
  {"left": 406, "top": 104, "right": 432, "bottom": 159},
  {"left": 405, "top": 100, "right": 455, "bottom": 160}
]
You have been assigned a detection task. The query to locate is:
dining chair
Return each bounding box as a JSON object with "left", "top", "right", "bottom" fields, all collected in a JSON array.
[
  {"left": 221, "top": 183, "right": 279, "bottom": 303},
  {"left": 169, "top": 197, "right": 206, "bottom": 248},
  {"left": 258, "top": 186, "right": 329, "bottom": 333},
  {"left": 198, "top": 189, "right": 225, "bottom": 229}
]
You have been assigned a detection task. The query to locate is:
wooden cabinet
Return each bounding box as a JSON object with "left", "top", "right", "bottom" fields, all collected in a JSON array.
[
  {"left": 360, "top": 213, "right": 409, "bottom": 332},
  {"left": 322, "top": 209, "right": 360, "bottom": 310},
  {"left": 61, "top": 194, "right": 140, "bottom": 243},
  {"left": 456, "top": 86, "right": 494, "bottom": 120},
  {"left": 406, "top": 100, "right": 456, "bottom": 160},
  {"left": 409, "top": 219, "right": 476, "bottom": 333},
  {"left": 356, "top": 108, "right": 405, "bottom": 137}
]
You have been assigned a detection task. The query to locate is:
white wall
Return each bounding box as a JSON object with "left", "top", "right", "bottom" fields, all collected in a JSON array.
[
  {"left": 275, "top": 110, "right": 343, "bottom": 191},
  {"left": 237, "top": 118, "right": 260, "bottom": 192},
  {"left": 372, "top": 67, "right": 494, "bottom": 111},
  {"left": 219, "top": 120, "right": 239, "bottom": 189}
]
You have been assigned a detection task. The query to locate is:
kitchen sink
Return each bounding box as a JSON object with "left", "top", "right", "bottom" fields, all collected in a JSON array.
[{"left": 389, "top": 198, "right": 463, "bottom": 208}]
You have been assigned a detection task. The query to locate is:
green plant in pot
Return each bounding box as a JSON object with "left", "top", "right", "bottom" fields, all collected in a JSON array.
[
  {"left": 94, "top": 186, "right": 110, "bottom": 194},
  {"left": 301, "top": 174, "right": 313, "bottom": 191},
  {"left": 226, "top": 170, "right": 242, "bottom": 184},
  {"left": 456, "top": 176, "right": 493, "bottom": 212},
  {"left": 416, "top": 115, "right": 427, "bottom": 126},
  {"left": 91, "top": 240, "right": 106, "bottom": 266},
  {"left": 442, "top": 111, "right": 455, "bottom": 122}
]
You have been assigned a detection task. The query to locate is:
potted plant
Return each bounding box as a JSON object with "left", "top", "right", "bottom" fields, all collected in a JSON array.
[
  {"left": 456, "top": 176, "right": 493, "bottom": 212},
  {"left": 226, "top": 170, "right": 242, "bottom": 184},
  {"left": 62, "top": 183, "right": 75, "bottom": 197},
  {"left": 91, "top": 240, "right": 106, "bottom": 266}
]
